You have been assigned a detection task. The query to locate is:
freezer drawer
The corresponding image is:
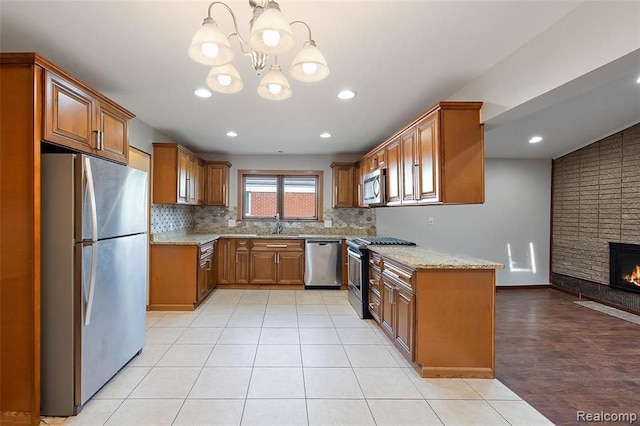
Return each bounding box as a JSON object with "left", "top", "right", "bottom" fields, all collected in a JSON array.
[{"left": 304, "top": 240, "right": 342, "bottom": 288}]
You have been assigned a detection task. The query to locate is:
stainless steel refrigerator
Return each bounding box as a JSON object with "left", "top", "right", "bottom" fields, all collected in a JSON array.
[{"left": 41, "top": 153, "right": 148, "bottom": 416}]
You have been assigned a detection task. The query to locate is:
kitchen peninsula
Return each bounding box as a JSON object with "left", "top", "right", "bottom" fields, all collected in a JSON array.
[{"left": 368, "top": 245, "right": 503, "bottom": 379}]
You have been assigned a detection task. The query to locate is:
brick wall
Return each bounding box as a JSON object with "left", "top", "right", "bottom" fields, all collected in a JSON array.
[
  {"left": 552, "top": 123, "right": 640, "bottom": 285},
  {"left": 249, "top": 193, "right": 316, "bottom": 218}
]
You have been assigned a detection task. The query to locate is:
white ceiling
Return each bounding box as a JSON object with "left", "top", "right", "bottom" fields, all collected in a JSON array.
[{"left": 1, "top": 1, "right": 638, "bottom": 158}]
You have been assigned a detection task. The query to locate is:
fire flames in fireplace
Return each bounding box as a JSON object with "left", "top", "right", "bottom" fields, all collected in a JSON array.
[{"left": 623, "top": 265, "right": 640, "bottom": 287}]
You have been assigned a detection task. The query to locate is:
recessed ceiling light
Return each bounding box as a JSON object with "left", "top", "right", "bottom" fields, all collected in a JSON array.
[
  {"left": 337, "top": 90, "right": 356, "bottom": 100},
  {"left": 636, "top": 75, "right": 640, "bottom": 84},
  {"left": 194, "top": 88, "right": 212, "bottom": 98},
  {"left": 320, "top": 132, "right": 332, "bottom": 138},
  {"left": 529, "top": 136, "right": 543, "bottom": 144},
  {"left": 226, "top": 131, "right": 238, "bottom": 137}
]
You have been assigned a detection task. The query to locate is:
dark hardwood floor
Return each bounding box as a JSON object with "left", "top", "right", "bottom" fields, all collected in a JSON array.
[{"left": 496, "top": 288, "right": 640, "bottom": 425}]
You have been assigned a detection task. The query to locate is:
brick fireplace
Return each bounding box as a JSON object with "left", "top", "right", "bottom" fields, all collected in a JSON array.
[{"left": 551, "top": 123, "right": 640, "bottom": 312}]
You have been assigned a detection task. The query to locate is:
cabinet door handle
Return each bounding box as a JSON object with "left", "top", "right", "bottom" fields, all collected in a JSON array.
[
  {"left": 357, "top": 184, "right": 361, "bottom": 205},
  {"left": 206, "top": 259, "right": 212, "bottom": 271},
  {"left": 235, "top": 253, "right": 238, "bottom": 263},
  {"left": 274, "top": 254, "right": 278, "bottom": 264},
  {"left": 222, "top": 184, "right": 226, "bottom": 201},
  {"left": 413, "top": 164, "right": 419, "bottom": 200},
  {"left": 93, "top": 130, "right": 100, "bottom": 149},
  {"left": 266, "top": 244, "right": 287, "bottom": 248},
  {"left": 389, "top": 287, "right": 395, "bottom": 304},
  {"left": 100, "top": 131, "right": 105, "bottom": 151}
]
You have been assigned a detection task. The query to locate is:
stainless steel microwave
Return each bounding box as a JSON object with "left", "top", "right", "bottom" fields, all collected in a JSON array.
[{"left": 363, "top": 169, "right": 385, "bottom": 206}]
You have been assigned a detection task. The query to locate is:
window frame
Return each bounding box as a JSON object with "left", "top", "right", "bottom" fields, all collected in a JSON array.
[{"left": 237, "top": 169, "right": 324, "bottom": 221}]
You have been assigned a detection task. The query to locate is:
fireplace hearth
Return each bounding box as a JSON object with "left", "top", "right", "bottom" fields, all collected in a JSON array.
[{"left": 610, "top": 243, "right": 640, "bottom": 294}]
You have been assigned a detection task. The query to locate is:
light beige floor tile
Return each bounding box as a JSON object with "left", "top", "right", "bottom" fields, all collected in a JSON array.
[
  {"left": 354, "top": 368, "right": 422, "bottom": 399},
  {"left": 239, "top": 294, "right": 269, "bottom": 305},
  {"left": 189, "top": 367, "right": 252, "bottom": 399},
  {"left": 427, "top": 399, "right": 510, "bottom": 425},
  {"left": 175, "top": 327, "right": 223, "bottom": 345},
  {"left": 254, "top": 345, "right": 302, "bottom": 367},
  {"left": 190, "top": 313, "right": 231, "bottom": 328},
  {"left": 386, "top": 346, "right": 414, "bottom": 368},
  {"left": 269, "top": 290, "right": 295, "bottom": 296},
  {"left": 263, "top": 314, "right": 298, "bottom": 328},
  {"left": 227, "top": 314, "right": 265, "bottom": 328},
  {"left": 146, "top": 316, "right": 161, "bottom": 328},
  {"left": 331, "top": 315, "right": 371, "bottom": 328},
  {"left": 206, "top": 345, "right": 257, "bottom": 367},
  {"left": 303, "top": 367, "right": 364, "bottom": 399},
  {"left": 343, "top": 345, "right": 398, "bottom": 367},
  {"left": 297, "top": 314, "right": 334, "bottom": 328},
  {"left": 63, "top": 399, "right": 122, "bottom": 425},
  {"left": 267, "top": 295, "right": 296, "bottom": 305},
  {"left": 464, "top": 378, "right": 522, "bottom": 400},
  {"left": 146, "top": 311, "right": 168, "bottom": 319},
  {"left": 247, "top": 367, "right": 305, "bottom": 399},
  {"left": 218, "top": 327, "right": 261, "bottom": 344},
  {"left": 173, "top": 399, "right": 244, "bottom": 426},
  {"left": 199, "top": 303, "right": 236, "bottom": 315},
  {"left": 368, "top": 400, "right": 444, "bottom": 426},
  {"left": 301, "top": 345, "right": 350, "bottom": 367},
  {"left": 241, "top": 399, "right": 308, "bottom": 426},
  {"left": 128, "top": 367, "right": 200, "bottom": 399},
  {"left": 307, "top": 399, "right": 375, "bottom": 426},
  {"left": 296, "top": 304, "right": 328, "bottom": 315},
  {"left": 336, "top": 328, "right": 383, "bottom": 345},
  {"left": 126, "top": 344, "right": 171, "bottom": 367},
  {"left": 403, "top": 370, "right": 482, "bottom": 400},
  {"left": 265, "top": 305, "right": 298, "bottom": 315},
  {"left": 156, "top": 344, "right": 213, "bottom": 367},
  {"left": 233, "top": 304, "right": 267, "bottom": 315},
  {"left": 295, "top": 294, "right": 324, "bottom": 305},
  {"left": 153, "top": 312, "right": 198, "bottom": 328},
  {"left": 93, "top": 367, "right": 150, "bottom": 399},
  {"left": 145, "top": 327, "right": 185, "bottom": 345},
  {"left": 259, "top": 327, "right": 300, "bottom": 344},
  {"left": 104, "top": 399, "right": 183, "bottom": 425},
  {"left": 326, "top": 305, "right": 357, "bottom": 315},
  {"left": 299, "top": 328, "right": 341, "bottom": 344},
  {"left": 322, "top": 297, "right": 350, "bottom": 306},
  {"left": 488, "top": 400, "right": 554, "bottom": 425}
]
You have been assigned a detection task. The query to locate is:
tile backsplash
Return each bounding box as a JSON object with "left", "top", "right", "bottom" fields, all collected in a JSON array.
[
  {"left": 151, "top": 204, "right": 194, "bottom": 234},
  {"left": 151, "top": 204, "right": 376, "bottom": 236}
]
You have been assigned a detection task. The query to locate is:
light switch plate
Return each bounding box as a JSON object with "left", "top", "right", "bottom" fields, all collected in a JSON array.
[
  {"left": 324, "top": 220, "right": 332, "bottom": 228},
  {"left": 228, "top": 219, "right": 236, "bottom": 227}
]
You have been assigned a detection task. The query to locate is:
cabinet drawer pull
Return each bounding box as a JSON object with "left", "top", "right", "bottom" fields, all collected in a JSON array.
[{"left": 266, "top": 244, "right": 287, "bottom": 248}]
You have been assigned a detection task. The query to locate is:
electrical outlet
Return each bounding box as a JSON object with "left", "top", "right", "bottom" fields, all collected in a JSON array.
[
  {"left": 428, "top": 217, "right": 434, "bottom": 225},
  {"left": 228, "top": 219, "right": 236, "bottom": 227},
  {"left": 324, "top": 220, "right": 332, "bottom": 228}
]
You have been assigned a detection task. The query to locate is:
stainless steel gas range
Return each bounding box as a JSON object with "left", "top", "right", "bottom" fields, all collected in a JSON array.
[{"left": 345, "top": 236, "right": 416, "bottom": 318}]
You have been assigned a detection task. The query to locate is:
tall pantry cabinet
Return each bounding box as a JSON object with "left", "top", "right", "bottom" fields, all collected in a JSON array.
[{"left": 0, "top": 53, "right": 134, "bottom": 425}]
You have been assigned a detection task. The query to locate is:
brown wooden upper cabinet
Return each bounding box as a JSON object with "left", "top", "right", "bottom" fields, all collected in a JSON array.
[
  {"left": 44, "top": 70, "right": 132, "bottom": 164},
  {"left": 153, "top": 143, "right": 202, "bottom": 205},
  {"left": 205, "top": 161, "right": 231, "bottom": 206},
  {"left": 331, "top": 162, "right": 356, "bottom": 208},
  {"left": 363, "top": 101, "right": 484, "bottom": 206}
]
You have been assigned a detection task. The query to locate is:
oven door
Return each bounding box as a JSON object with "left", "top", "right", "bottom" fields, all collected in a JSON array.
[{"left": 347, "top": 248, "right": 363, "bottom": 297}]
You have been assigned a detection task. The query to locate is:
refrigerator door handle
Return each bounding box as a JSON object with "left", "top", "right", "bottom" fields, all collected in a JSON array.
[{"left": 84, "top": 157, "right": 98, "bottom": 325}]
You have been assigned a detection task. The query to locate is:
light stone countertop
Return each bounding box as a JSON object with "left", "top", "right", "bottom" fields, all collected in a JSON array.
[
  {"left": 369, "top": 245, "right": 504, "bottom": 270},
  {"left": 150, "top": 231, "right": 352, "bottom": 245}
]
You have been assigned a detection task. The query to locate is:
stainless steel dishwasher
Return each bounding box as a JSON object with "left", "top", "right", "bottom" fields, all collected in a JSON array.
[{"left": 304, "top": 239, "right": 342, "bottom": 289}]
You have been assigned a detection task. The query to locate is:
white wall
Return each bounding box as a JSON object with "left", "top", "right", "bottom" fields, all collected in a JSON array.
[
  {"left": 199, "top": 153, "right": 361, "bottom": 210},
  {"left": 128, "top": 118, "right": 172, "bottom": 155},
  {"left": 375, "top": 159, "right": 551, "bottom": 286}
]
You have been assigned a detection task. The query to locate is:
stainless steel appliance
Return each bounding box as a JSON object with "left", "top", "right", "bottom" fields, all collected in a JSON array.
[
  {"left": 345, "top": 237, "right": 416, "bottom": 318},
  {"left": 304, "top": 239, "right": 342, "bottom": 289},
  {"left": 41, "top": 154, "right": 148, "bottom": 416},
  {"left": 363, "top": 168, "right": 385, "bottom": 206}
]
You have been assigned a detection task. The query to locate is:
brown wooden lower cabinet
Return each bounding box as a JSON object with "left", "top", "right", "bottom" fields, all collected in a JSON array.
[
  {"left": 217, "top": 238, "right": 305, "bottom": 286},
  {"left": 150, "top": 241, "right": 216, "bottom": 310},
  {"left": 370, "top": 252, "right": 495, "bottom": 378}
]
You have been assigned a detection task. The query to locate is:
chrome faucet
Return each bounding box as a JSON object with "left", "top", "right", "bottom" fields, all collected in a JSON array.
[{"left": 273, "top": 213, "right": 283, "bottom": 235}]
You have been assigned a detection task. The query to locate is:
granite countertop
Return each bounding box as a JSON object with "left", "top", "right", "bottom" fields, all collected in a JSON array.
[
  {"left": 369, "top": 245, "right": 504, "bottom": 270},
  {"left": 151, "top": 231, "right": 353, "bottom": 245}
]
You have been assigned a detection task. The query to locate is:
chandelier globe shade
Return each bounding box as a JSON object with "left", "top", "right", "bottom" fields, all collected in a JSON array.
[
  {"left": 188, "top": 18, "right": 235, "bottom": 66},
  {"left": 257, "top": 64, "right": 292, "bottom": 100},
  {"left": 248, "top": 2, "right": 295, "bottom": 56},
  {"left": 206, "top": 63, "right": 244, "bottom": 94},
  {"left": 289, "top": 40, "right": 329, "bottom": 83}
]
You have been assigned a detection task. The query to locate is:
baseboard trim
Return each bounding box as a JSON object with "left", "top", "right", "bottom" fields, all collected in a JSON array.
[{"left": 496, "top": 284, "right": 551, "bottom": 290}]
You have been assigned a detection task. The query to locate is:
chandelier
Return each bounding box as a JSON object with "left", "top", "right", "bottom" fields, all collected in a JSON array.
[{"left": 188, "top": 0, "right": 329, "bottom": 101}]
